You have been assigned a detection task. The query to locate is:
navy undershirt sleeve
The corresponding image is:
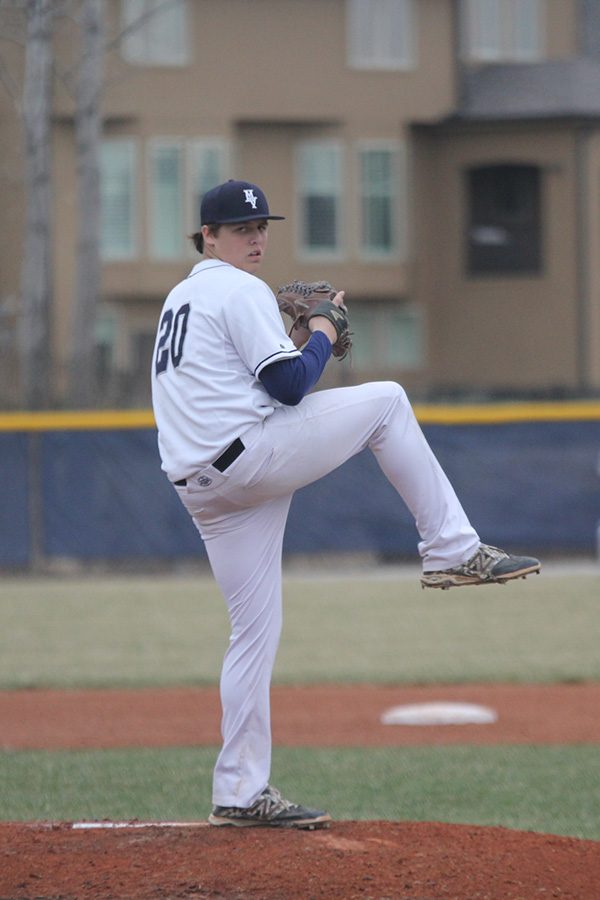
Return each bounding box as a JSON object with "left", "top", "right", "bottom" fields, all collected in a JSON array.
[{"left": 259, "top": 331, "right": 332, "bottom": 405}]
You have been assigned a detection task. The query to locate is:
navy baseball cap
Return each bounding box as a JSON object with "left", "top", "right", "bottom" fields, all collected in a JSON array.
[{"left": 200, "top": 180, "right": 285, "bottom": 225}]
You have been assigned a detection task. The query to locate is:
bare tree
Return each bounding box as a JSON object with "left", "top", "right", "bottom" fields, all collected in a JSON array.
[
  {"left": 70, "top": 0, "right": 104, "bottom": 407},
  {"left": 1, "top": 0, "right": 179, "bottom": 408},
  {"left": 67, "top": 0, "right": 178, "bottom": 407},
  {"left": 19, "top": 0, "right": 54, "bottom": 409}
]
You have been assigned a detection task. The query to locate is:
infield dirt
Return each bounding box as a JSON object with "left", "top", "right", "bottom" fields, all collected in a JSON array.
[{"left": 1, "top": 682, "right": 598, "bottom": 899}]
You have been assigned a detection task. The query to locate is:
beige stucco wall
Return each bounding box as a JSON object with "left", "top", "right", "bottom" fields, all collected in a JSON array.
[
  {"left": 83, "top": 0, "right": 457, "bottom": 126},
  {"left": 0, "top": 108, "right": 24, "bottom": 310},
  {"left": 580, "top": 129, "right": 600, "bottom": 389},
  {"left": 89, "top": 0, "right": 458, "bottom": 305},
  {"left": 413, "top": 123, "right": 583, "bottom": 394},
  {"left": 1, "top": 0, "right": 596, "bottom": 404},
  {"left": 546, "top": 0, "right": 579, "bottom": 58}
]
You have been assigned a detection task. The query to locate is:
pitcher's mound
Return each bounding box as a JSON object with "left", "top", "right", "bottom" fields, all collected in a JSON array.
[{"left": 1, "top": 819, "right": 598, "bottom": 899}]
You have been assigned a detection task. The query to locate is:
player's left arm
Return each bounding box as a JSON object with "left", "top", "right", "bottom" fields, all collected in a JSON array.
[{"left": 258, "top": 331, "right": 331, "bottom": 405}]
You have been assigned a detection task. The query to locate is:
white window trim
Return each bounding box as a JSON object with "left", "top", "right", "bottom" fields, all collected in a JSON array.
[
  {"left": 350, "top": 301, "right": 425, "bottom": 372},
  {"left": 145, "top": 137, "right": 232, "bottom": 261},
  {"left": 346, "top": 0, "right": 417, "bottom": 71},
  {"left": 185, "top": 137, "right": 233, "bottom": 241},
  {"left": 356, "top": 139, "right": 408, "bottom": 262},
  {"left": 295, "top": 140, "right": 346, "bottom": 262},
  {"left": 390, "top": 302, "right": 424, "bottom": 371},
  {"left": 100, "top": 137, "right": 139, "bottom": 262},
  {"left": 147, "top": 137, "right": 185, "bottom": 260},
  {"left": 460, "top": 0, "right": 499, "bottom": 62},
  {"left": 120, "top": 0, "right": 190, "bottom": 67},
  {"left": 460, "top": 0, "right": 544, "bottom": 64},
  {"left": 511, "top": 0, "right": 544, "bottom": 61}
]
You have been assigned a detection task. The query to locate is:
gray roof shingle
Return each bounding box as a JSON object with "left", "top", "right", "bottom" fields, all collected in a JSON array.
[{"left": 457, "top": 58, "right": 600, "bottom": 120}]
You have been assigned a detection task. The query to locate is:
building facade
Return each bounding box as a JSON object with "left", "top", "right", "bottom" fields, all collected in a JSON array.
[{"left": 1, "top": 0, "right": 599, "bottom": 407}]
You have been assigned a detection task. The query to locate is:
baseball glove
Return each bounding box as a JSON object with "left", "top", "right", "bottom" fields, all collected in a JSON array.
[{"left": 276, "top": 280, "right": 352, "bottom": 360}]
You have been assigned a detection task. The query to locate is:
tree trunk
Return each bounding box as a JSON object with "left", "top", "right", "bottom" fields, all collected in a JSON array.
[
  {"left": 70, "top": 0, "right": 105, "bottom": 407},
  {"left": 19, "top": 0, "right": 54, "bottom": 409}
]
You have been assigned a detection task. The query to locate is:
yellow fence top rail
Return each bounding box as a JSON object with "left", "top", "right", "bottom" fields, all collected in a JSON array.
[
  {"left": 0, "top": 401, "right": 600, "bottom": 431},
  {"left": 414, "top": 400, "right": 600, "bottom": 425},
  {"left": 0, "top": 410, "right": 156, "bottom": 432}
]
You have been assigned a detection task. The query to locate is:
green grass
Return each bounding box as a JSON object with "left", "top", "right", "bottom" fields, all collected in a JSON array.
[
  {"left": 1, "top": 744, "right": 598, "bottom": 840},
  {"left": 0, "top": 570, "right": 598, "bottom": 687},
  {"left": 0, "top": 568, "right": 598, "bottom": 840}
]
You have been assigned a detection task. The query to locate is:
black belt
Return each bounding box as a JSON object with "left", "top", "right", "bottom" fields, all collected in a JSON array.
[{"left": 174, "top": 437, "right": 245, "bottom": 486}]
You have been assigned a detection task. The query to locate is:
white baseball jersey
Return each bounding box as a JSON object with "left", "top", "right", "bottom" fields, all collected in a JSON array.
[{"left": 151, "top": 259, "right": 301, "bottom": 481}]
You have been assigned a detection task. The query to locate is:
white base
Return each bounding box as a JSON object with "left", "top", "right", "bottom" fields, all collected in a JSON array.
[{"left": 381, "top": 701, "right": 498, "bottom": 726}]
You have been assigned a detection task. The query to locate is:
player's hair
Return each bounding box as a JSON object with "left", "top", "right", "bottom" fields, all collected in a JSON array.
[{"left": 190, "top": 224, "right": 221, "bottom": 255}]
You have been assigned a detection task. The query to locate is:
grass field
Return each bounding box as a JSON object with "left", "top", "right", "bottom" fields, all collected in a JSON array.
[
  {"left": 0, "top": 564, "right": 599, "bottom": 838},
  {"left": 2, "top": 745, "right": 599, "bottom": 839},
  {"left": 0, "top": 565, "right": 598, "bottom": 688}
]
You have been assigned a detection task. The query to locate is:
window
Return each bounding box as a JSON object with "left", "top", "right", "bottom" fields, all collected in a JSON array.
[
  {"left": 149, "top": 141, "right": 185, "bottom": 259},
  {"left": 347, "top": 0, "right": 416, "bottom": 70},
  {"left": 296, "top": 142, "right": 344, "bottom": 257},
  {"left": 188, "top": 139, "right": 232, "bottom": 235},
  {"left": 121, "top": 0, "right": 189, "bottom": 66},
  {"left": 132, "top": 330, "right": 158, "bottom": 401},
  {"left": 461, "top": 0, "right": 543, "bottom": 62},
  {"left": 149, "top": 139, "right": 230, "bottom": 260},
  {"left": 100, "top": 140, "right": 137, "bottom": 260},
  {"left": 350, "top": 303, "right": 424, "bottom": 371},
  {"left": 466, "top": 164, "right": 542, "bottom": 275},
  {"left": 358, "top": 143, "right": 405, "bottom": 258},
  {"left": 94, "top": 314, "right": 117, "bottom": 389},
  {"left": 387, "top": 306, "right": 423, "bottom": 368}
]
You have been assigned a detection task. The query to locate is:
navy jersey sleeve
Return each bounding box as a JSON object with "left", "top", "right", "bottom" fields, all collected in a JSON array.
[{"left": 259, "top": 331, "right": 332, "bottom": 405}]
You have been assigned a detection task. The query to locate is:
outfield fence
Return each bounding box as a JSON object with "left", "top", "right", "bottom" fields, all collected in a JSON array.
[{"left": 1, "top": 402, "right": 599, "bottom": 570}]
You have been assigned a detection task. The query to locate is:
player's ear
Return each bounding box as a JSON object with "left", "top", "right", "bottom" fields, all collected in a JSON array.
[{"left": 202, "top": 224, "right": 219, "bottom": 249}]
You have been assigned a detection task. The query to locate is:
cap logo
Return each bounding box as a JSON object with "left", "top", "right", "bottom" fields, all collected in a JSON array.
[{"left": 243, "top": 188, "right": 258, "bottom": 209}]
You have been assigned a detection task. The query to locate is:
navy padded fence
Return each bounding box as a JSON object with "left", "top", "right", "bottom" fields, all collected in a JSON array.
[
  {"left": 0, "top": 415, "right": 599, "bottom": 567},
  {"left": 0, "top": 433, "right": 30, "bottom": 566},
  {"left": 40, "top": 429, "right": 200, "bottom": 561},
  {"left": 286, "top": 420, "right": 600, "bottom": 557}
]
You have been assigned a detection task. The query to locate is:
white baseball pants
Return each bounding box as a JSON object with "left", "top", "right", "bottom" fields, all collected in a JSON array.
[{"left": 175, "top": 382, "right": 480, "bottom": 808}]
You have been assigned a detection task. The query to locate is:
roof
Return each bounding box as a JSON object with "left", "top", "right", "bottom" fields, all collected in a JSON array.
[{"left": 457, "top": 57, "right": 600, "bottom": 121}]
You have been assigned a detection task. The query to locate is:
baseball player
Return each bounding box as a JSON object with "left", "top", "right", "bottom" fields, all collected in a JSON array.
[{"left": 151, "top": 179, "right": 540, "bottom": 830}]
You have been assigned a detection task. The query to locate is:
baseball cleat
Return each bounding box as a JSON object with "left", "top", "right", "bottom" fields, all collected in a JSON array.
[
  {"left": 208, "top": 784, "right": 332, "bottom": 830},
  {"left": 420, "top": 543, "right": 541, "bottom": 590}
]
